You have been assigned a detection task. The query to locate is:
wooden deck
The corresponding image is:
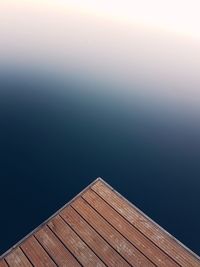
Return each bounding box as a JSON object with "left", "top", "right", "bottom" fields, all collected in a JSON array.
[{"left": 1, "top": 178, "right": 200, "bottom": 266}]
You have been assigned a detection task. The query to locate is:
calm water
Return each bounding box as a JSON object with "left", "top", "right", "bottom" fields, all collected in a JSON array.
[{"left": 0, "top": 71, "right": 200, "bottom": 255}]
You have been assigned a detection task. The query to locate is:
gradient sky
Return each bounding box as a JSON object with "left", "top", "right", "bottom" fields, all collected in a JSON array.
[{"left": 1, "top": 0, "right": 200, "bottom": 111}]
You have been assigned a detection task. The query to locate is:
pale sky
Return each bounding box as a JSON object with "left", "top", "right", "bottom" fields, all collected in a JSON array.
[
  {"left": 64, "top": 0, "right": 200, "bottom": 39},
  {"left": 2, "top": 0, "right": 199, "bottom": 38},
  {"left": 0, "top": 0, "right": 200, "bottom": 110}
]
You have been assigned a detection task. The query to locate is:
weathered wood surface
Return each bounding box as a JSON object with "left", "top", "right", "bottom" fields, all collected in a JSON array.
[
  {"left": 1, "top": 178, "right": 200, "bottom": 266},
  {"left": 92, "top": 180, "right": 200, "bottom": 267},
  {"left": 71, "top": 197, "right": 154, "bottom": 267},
  {"left": 82, "top": 188, "right": 179, "bottom": 267},
  {"left": 21, "top": 236, "right": 56, "bottom": 267},
  {"left": 60, "top": 206, "right": 128, "bottom": 266},
  {"left": 35, "top": 226, "right": 81, "bottom": 266},
  {"left": 48, "top": 215, "right": 106, "bottom": 267},
  {"left": 0, "top": 260, "right": 8, "bottom": 267},
  {"left": 5, "top": 248, "right": 32, "bottom": 267}
]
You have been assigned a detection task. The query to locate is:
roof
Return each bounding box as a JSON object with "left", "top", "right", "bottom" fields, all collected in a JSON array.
[{"left": 0, "top": 178, "right": 200, "bottom": 266}]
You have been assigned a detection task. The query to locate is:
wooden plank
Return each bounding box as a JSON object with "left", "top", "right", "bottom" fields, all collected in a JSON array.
[
  {"left": 35, "top": 226, "right": 81, "bottom": 267},
  {"left": 0, "top": 260, "right": 8, "bottom": 267},
  {"left": 20, "top": 235, "right": 56, "bottom": 267},
  {"left": 83, "top": 188, "right": 179, "bottom": 267},
  {"left": 48, "top": 215, "right": 106, "bottom": 267},
  {"left": 60, "top": 205, "right": 131, "bottom": 267},
  {"left": 92, "top": 180, "right": 200, "bottom": 267},
  {"left": 1, "top": 178, "right": 199, "bottom": 267},
  {"left": 71, "top": 197, "right": 154, "bottom": 267},
  {"left": 5, "top": 247, "right": 32, "bottom": 267}
]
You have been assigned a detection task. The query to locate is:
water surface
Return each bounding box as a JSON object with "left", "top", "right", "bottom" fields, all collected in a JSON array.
[{"left": 0, "top": 70, "right": 200, "bottom": 255}]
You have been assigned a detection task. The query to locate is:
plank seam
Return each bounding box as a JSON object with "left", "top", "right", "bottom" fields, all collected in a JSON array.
[
  {"left": 20, "top": 236, "right": 56, "bottom": 267},
  {"left": 0, "top": 177, "right": 101, "bottom": 259},
  {"left": 46, "top": 225, "right": 83, "bottom": 267},
  {"left": 20, "top": 245, "right": 37, "bottom": 267},
  {"left": 33, "top": 233, "right": 59, "bottom": 267},
  {"left": 58, "top": 214, "right": 108, "bottom": 266},
  {"left": 81, "top": 195, "right": 157, "bottom": 267},
  {"left": 2, "top": 176, "right": 199, "bottom": 266},
  {"left": 58, "top": 214, "right": 109, "bottom": 267},
  {"left": 90, "top": 188, "right": 181, "bottom": 267},
  {"left": 97, "top": 178, "right": 200, "bottom": 261},
  {"left": 19, "top": 247, "right": 34, "bottom": 267},
  {"left": 92, "top": 181, "right": 199, "bottom": 265},
  {"left": 69, "top": 205, "right": 132, "bottom": 267},
  {"left": 3, "top": 260, "right": 8, "bottom": 267},
  {"left": 4, "top": 259, "right": 9, "bottom": 267},
  {"left": 2, "top": 260, "right": 9, "bottom": 267},
  {"left": 4, "top": 247, "right": 34, "bottom": 267}
]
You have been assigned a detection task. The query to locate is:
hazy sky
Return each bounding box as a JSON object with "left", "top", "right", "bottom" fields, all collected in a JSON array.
[{"left": 1, "top": 0, "right": 200, "bottom": 109}]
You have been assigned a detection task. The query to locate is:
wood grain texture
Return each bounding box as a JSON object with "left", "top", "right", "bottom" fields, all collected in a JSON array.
[
  {"left": 83, "top": 188, "right": 179, "bottom": 267},
  {"left": 60, "top": 205, "right": 130, "bottom": 267},
  {"left": 71, "top": 197, "right": 154, "bottom": 267},
  {"left": 48, "top": 215, "right": 106, "bottom": 267},
  {"left": 5, "top": 248, "right": 32, "bottom": 267},
  {"left": 92, "top": 180, "right": 200, "bottom": 267},
  {"left": 20, "top": 235, "right": 56, "bottom": 267},
  {"left": 1, "top": 178, "right": 200, "bottom": 267},
  {"left": 0, "top": 260, "right": 8, "bottom": 267},
  {"left": 35, "top": 226, "right": 81, "bottom": 267}
]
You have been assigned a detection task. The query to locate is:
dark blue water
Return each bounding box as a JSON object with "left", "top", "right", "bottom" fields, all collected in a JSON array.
[{"left": 0, "top": 70, "right": 200, "bottom": 255}]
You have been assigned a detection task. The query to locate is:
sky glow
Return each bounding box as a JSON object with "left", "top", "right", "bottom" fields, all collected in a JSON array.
[
  {"left": 1, "top": 0, "right": 200, "bottom": 39},
  {"left": 64, "top": 0, "right": 200, "bottom": 39},
  {"left": 0, "top": 0, "right": 200, "bottom": 111}
]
